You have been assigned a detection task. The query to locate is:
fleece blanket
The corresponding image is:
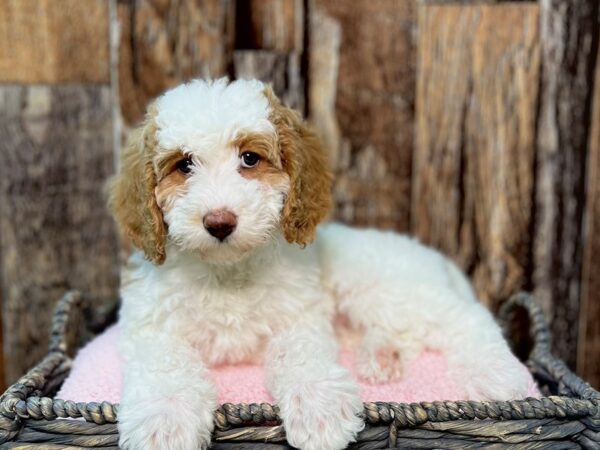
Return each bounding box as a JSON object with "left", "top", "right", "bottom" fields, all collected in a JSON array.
[{"left": 57, "top": 325, "right": 539, "bottom": 403}]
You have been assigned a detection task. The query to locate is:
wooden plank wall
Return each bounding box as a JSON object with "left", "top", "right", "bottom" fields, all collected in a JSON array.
[
  {"left": 579, "top": 33, "right": 600, "bottom": 388},
  {"left": 309, "top": 1, "right": 416, "bottom": 231},
  {"left": 414, "top": 3, "right": 540, "bottom": 308},
  {"left": 0, "top": 0, "right": 119, "bottom": 384},
  {"left": 534, "top": 0, "right": 599, "bottom": 370},
  {"left": 0, "top": 0, "right": 599, "bottom": 388}
]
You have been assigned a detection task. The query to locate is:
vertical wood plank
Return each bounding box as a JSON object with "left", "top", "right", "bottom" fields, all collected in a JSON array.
[
  {"left": 231, "top": 0, "right": 305, "bottom": 111},
  {"left": 309, "top": 0, "right": 416, "bottom": 231},
  {"left": 118, "top": 0, "right": 234, "bottom": 126},
  {"left": 0, "top": 86, "right": 120, "bottom": 383},
  {"left": 235, "top": 0, "right": 304, "bottom": 52},
  {"left": 578, "top": 41, "right": 600, "bottom": 388},
  {"left": 233, "top": 51, "right": 304, "bottom": 112},
  {"left": 0, "top": 0, "right": 110, "bottom": 84},
  {"left": 534, "top": 0, "right": 599, "bottom": 367},
  {"left": 412, "top": 3, "right": 540, "bottom": 309},
  {"left": 0, "top": 281, "right": 4, "bottom": 389},
  {"left": 306, "top": 4, "right": 340, "bottom": 164}
]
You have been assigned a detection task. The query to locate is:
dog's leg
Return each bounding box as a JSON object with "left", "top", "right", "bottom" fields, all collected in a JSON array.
[
  {"left": 429, "top": 299, "right": 532, "bottom": 400},
  {"left": 265, "top": 321, "right": 364, "bottom": 450},
  {"left": 334, "top": 288, "right": 426, "bottom": 383},
  {"left": 118, "top": 336, "right": 217, "bottom": 450},
  {"left": 356, "top": 326, "right": 425, "bottom": 383},
  {"left": 318, "top": 224, "right": 530, "bottom": 399},
  {"left": 348, "top": 287, "right": 530, "bottom": 399}
]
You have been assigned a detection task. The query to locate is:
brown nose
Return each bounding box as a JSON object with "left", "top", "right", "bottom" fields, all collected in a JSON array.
[{"left": 203, "top": 210, "right": 237, "bottom": 241}]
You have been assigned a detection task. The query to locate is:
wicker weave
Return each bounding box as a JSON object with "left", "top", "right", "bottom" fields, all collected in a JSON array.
[{"left": 0, "top": 291, "right": 598, "bottom": 449}]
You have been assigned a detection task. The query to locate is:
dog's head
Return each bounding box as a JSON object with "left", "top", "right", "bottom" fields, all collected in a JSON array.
[{"left": 108, "top": 79, "right": 332, "bottom": 265}]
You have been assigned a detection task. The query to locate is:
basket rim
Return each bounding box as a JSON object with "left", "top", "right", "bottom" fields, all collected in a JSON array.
[{"left": 0, "top": 290, "right": 598, "bottom": 440}]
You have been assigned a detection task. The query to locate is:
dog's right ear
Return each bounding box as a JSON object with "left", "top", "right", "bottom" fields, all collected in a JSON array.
[{"left": 107, "top": 106, "right": 167, "bottom": 265}]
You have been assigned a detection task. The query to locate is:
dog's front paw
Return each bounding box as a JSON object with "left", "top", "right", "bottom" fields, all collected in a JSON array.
[
  {"left": 280, "top": 370, "right": 364, "bottom": 450},
  {"left": 118, "top": 397, "right": 215, "bottom": 450}
]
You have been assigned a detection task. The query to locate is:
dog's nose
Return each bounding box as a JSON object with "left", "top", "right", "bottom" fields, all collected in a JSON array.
[{"left": 203, "top": 210, "right": 237, "bottom": 241}]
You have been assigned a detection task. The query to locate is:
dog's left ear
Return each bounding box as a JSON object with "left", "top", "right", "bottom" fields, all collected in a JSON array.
[{"left": 266, "top": 88, "right": 333, "bottom": 245}]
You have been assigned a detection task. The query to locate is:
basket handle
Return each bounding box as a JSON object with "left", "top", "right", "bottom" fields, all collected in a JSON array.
[
  {"left": 499, "top": 292, "right": 600, "bottom": 401},
  {"left": 498, "top": 291, "right": 552, "bottom": 356},
  {"left": 47, "top": 290, "right": 82, "bottom": 354}
]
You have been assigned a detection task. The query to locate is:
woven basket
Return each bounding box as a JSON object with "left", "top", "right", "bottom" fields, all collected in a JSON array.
[{"left": 0, "top": 291, "right": 598, "bottom": 449}]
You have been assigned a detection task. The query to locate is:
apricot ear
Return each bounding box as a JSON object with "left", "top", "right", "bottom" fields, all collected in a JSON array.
[
  {"left": 266, "top": 89, "right": 333, "bottom": 245},
  {"left": 107, "top": 109, "right": 166, "bottom": 264}
]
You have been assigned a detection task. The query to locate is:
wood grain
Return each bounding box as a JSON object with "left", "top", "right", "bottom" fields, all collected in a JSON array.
[
  {"left": 0, "top": 0, "right": 110, "bottom": 84},
  {"left": 235, "top": 0, "right": 303, "bottom": 52},
  {"left": 233, "top": 50, "right": 304, "bottom": 112},
  {"left": 309, "top": 0, "right": 416, "bottom": 231},
  {"left": 229, "top": 3, "right": 307, "bottom": 136},
  {"left": 578, "top": 39, "right": 600, "bottom": 388},
  {"left": 0, "top": 86, "right": 120, "bottom": 383},
  {"left": 118, "top": 0, "right": 234, "bottom": 126},
  {"left": 534, "top": 0, "right": 600, "bottom": 367},
  {"left": 412, "top": 3, "right": 540, "bottom": 309}
]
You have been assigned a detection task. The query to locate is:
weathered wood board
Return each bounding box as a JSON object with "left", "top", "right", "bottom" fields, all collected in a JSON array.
[
  {"left": 534, "top": 0, "right": 599, "bottom": 367},
  {"left": 233, "top": 50, "right": 305, "bottom": 112},
  {"left": 0, "top": 0, "right": 110, "bottom": 84},
  {"left": 117, "top": 0, "right": 234, "bottom": 126},
  {"left": 578, "top": 38, "right": 600, "bottom": 388},
  {"left": 231, "top": 0, "right": 305, "bottom": 113},
  {"left": 413, "top": 3, "right": 540, "bottom": 311},
  {"left": 0, "top": 86, "right": 120, "bottom": 383},
  {"left": 309, "top": 0, "right": 416, "bottom": 231},
  {"left": 235, "top": 0, "right": 304, "bottom": 52}
]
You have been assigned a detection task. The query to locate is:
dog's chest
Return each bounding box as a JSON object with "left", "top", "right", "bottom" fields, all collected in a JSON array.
[
  {"left": 128, "top": 244, "right": 326, "bottom": 365},
  {"left": 175, "top": 275, "right": 310, "bottom": 365}
]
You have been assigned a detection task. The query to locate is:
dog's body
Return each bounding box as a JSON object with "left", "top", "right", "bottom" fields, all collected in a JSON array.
[{"left": 109, "top": 79, "right": 529, "bottom": 450}]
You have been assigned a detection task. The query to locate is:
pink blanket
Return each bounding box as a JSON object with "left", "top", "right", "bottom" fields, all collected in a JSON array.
[{"left": 58, "top": 325, "right": 539, "bottom": 404}]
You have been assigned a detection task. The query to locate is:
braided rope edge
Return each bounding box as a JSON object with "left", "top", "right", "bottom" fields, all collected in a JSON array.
[{"left": 0, "top": 291, "right": 598, "bottom": 444}]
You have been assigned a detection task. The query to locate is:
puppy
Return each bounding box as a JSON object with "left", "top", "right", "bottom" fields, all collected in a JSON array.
[{"left": 108, "top": 78, "right": 529, "bottom": 450}]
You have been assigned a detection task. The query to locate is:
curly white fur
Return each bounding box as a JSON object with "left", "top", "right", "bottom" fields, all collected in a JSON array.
[{"left": 116, "top": 79, "right": 530, "bottom": 450}]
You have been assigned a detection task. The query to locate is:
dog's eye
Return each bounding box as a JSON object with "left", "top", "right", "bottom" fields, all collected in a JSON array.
[
  {"left": 176, "top": 157, "right": 193, "bottom": 174},
  {"left": 241, "top": 151, "right": 261, "bottom": 168}
]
